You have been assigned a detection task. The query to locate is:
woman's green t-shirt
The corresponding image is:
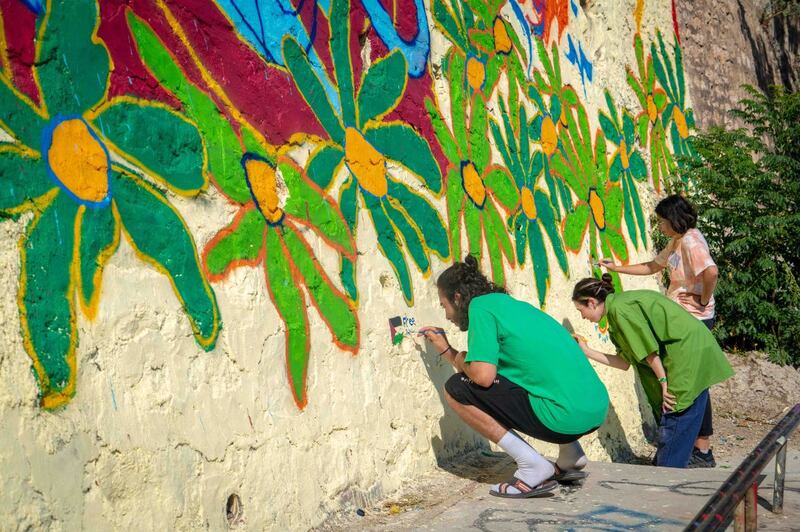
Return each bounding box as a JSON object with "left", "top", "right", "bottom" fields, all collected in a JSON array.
[
  {"left": 605, "top": 290, "right": 733, "bottom": 415},
  {"left": 465, "top": 293, "right": 609, "bottom": 435}
]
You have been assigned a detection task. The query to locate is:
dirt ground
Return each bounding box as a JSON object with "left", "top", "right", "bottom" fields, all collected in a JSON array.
[{"left": 318, "top": 352, "right": 800, "bottom": 529}]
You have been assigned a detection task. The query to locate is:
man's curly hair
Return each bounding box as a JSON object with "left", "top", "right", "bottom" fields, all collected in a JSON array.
[{"left": 436, "top": 255, "right": 506, "bottom": 331}]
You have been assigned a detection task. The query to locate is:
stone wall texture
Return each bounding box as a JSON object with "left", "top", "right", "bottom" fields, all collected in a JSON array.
[
  {"left": 677, "top": 0, "right": 799, "bottom": 128},
  {"left": 0, "top": 0, "right": 736, "bottom": 529}
]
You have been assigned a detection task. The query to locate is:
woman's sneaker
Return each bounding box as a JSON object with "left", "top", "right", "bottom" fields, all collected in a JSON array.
[{"left": 687, "top": 447, "right": 716, "bottom": 468}]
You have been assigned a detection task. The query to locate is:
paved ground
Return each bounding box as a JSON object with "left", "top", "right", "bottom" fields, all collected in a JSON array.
[{"left": 328, "top": 450, "right": 800, "bottom": 531}]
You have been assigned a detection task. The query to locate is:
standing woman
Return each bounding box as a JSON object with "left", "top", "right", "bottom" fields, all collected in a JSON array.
[
  {"left": 600, "top": 194, "right": 719, "bottom": 467},
  {"left": 419, "top": 255, "right": 609, "bottom": 498},
  {"left": 571, "top": 274, "right": 733, "bottom": 468}
]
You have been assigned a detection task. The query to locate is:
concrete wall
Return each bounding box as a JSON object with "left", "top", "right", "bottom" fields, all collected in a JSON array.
[{"left": 1, "top": 0, "right": 694, "bottom": 529}]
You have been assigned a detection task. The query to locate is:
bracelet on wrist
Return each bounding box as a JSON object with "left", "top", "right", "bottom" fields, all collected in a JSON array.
[
  {"left": 438, "top": 345, "right": 454, "bottom": 356},
  {"left": 658, "top": 376, "right": 667, "bottom": 384}
]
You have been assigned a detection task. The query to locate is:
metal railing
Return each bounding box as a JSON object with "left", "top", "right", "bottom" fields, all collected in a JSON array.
[{"left": 685, "top": 403, "right": 800, "bottom": 531}]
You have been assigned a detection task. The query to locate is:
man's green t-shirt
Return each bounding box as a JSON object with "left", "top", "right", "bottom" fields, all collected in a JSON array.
[
  {"left": 465, "top": 293, "right": 609, "bottom": 435},
  {"left": 605, "top": 290, "right": 733, "bottom": 415}
]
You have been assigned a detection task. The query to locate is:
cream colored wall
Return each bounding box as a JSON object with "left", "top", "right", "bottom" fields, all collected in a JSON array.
[{"left": 1, "top": 0, "right": 683, "bottom": 529}]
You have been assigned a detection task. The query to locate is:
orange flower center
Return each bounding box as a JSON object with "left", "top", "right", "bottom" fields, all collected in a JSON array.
[
  {"left": 521, "top": 186, "right": 537, "bottom": 220},
  {"left": 541, "top": 116, "right": 558, "bottom": 156},
  {"left": 466, "top": 56, "right": 486, "bottom": 92},
  {"left": 619, "top": 139, "right": 630, "bottom": 169},
  {"left": 588, "top": 188, "right": 606, "bottom": 230},
  {"left": 673, "top": 106, "right": 690, "bottom": 139},
  {"left": 493, "top": 18, "right": 512, "bottom": 54},
  {"left": 46, "top": 117, "right": 110, "bottom": 205},
  {"left": 646, "top": 94, "right": 658, "bottom": 123},
  {"left": 461, "top": 161, "right": 486, "bottom": 208},
  {"left": 244, "top": 155, "right": 285, "bottom": 224},
  {"left": 345, "top": 127, "right": 388, "bottom": 198}
]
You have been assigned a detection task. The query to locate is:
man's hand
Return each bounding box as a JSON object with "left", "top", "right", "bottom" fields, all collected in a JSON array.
[{"left": 418, "top": 326, "right": 451, "bottom": 355}]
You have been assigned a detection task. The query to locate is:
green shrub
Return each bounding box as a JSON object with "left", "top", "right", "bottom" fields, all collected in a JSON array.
[{"left": 676, "top": 86, "right": 800, "bottom": 364}]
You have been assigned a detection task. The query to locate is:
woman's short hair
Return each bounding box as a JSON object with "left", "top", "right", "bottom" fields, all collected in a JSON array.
[
  {"left": 654, "top": 194, "right": 697, "bottom": 234},
  {"left": 436, "top": 255, "right": 506, "bottom": 331}
]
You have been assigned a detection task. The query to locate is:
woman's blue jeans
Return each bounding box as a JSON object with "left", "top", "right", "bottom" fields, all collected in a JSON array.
[{"left": 655, "top": 389, "right": 710, "bottom": 468}]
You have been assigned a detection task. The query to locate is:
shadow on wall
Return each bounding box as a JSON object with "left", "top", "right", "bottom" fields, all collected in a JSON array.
[{"left": 415, "top": 341, "right": 489, "bottom": 470}]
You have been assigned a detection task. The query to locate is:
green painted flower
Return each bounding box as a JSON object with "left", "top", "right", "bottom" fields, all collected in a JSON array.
[
  {"left": 0, "top": 0, "right": 218, "bottom": 409},
  {"left": 490, "top": 98, "right": 568, "bottom": 307},
  {"left": 130, "top": 13, "right": 359, "bottom": 409},
  {"left": 626, "top": 32, "right": 674, "bottom": 191},
  {"left": 426, "top": 50, "right": 518, "bottom": 285},
  {"left": 433, "top": 0, "right": 526, "bottom": 99},
  {"left": 551, "top": 103, "right": 629, "bottom": 268},
  {"left": 598, "top": 90, "right": 648, "bottom": 249},
  {"left": 651, "top": 30, "right": 697, "bottom": 173},
  {"left": 283, "top": 0, "right": 448, "bottom": 305},
  {"left": 527, "top": 84, "right": 573, "bottom": 218},
  {"left": 203, "top": 155, "right": 358, "bottom": 409}
]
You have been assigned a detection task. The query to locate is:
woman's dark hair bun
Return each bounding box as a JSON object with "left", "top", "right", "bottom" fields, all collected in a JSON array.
[
  {"left": 601, "top": 273, "right": 613, "bottom": 286},
  {"left": 464, "top": 254, "right": 479, "bottom": 270}
]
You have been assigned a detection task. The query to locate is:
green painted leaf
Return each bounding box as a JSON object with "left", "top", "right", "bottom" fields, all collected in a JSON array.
[
  {"left": 512, "top": 213, "right": 527, "bottom": 264},
  {"left": 283, "top": 225, "right": 357, "bottom": 347},
  {"left": 485, "top": 166, "right": 519, "bottom": 210},
  {"left": 37, "top": 0, "right": 109, "bottom": 114},
  {"left": 598, "top": 113, "right": 619, "bottom": 145},
  {"left": 387, "top": 177, "right": 450, "bottom": 258},
  {"left": 127, "top": 13, "right": 250, "bottom": 203},
  {"left": 0, "top": 147, "right": 51, "bottom": 213},
  {"left": 433, "top": 0, "right": 467, "bottom": 51},
  {"left": 485, "top": 199, "right": 514, "bottom": 263},
  {"left": 357, "top": 50, "right": 406, "bottom": 127},
  {"left": 265, "top": 228, "right": 310, "bottom": 408},
  {"left": 528, "top": 223, "right": 549, "bottom": 307},
  {"left": 204, "top": 207, "right": 266, "bottom": 276},
  {"left": 364, "top": 194, "right": 412, "bottom": 303},
  {"left": 468, "top": 94, "right": 489, "bottom": 172},
  {"left": 281, "top": 161, "right": 353, "bottom": 254},
  {"left": 483, "top": 214, "right": 505, "bottom": 286},
  {"left": 449, "top": 52, "right": 468, "bottom": 154},
  {"left": 282, "top": 37, "right": 345, "bottom": 145},
  {"left": 446, "top": 168, "right": 464, "bottom": 261},
  {"left": 563, "top": 203, "right": 589, "bottom": 252},
  {"left": 20, "top": 192, "right": 78, "bottom": 405},
  {"left": 425, "top": 97, "right": 459, "bottom": 163},
  {"left": 306, "top": 144, "right": 344, "bottom": 190},
  {"left": 464, "top": 204, "right": 482, "bottom": 258},
  {"left": 78, "top": 203, "right": 118, "bottom": 310},
  {"left": 93, "top": 101, "right": 206, "bottom": 194},
  {"left": 604, "top": 184, "right": 624, "bottom": 230},
  {"left": 113, "top": 170, "right": 219, "bottom": 349},
  {"left": 0, "top": 76, "right": 44, "bottom": 149},
  {"left": 384, "top": 197, "right": 430, "bottom": 273},
  {"left": 329, "top": 0, "right": 356, "bottom": 127},
  {"left": 629, "top": 150, "right": 648, "bottom": 181},
  {"left": 604, "top": 227, "right": 629, "bottom": 262},
  {"left": 364, "top": 123, "right": 441, "bottom": 193},
  {"left": 338, "top": 176, "right": 359, "bottom": 300},
  {"left": 535, "top": 189, "right": 568, "bottom": 273}
]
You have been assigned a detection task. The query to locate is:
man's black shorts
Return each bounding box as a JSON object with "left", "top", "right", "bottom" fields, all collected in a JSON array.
[{"left": 444, "top": 372, "right": 598, "bottom": 444}]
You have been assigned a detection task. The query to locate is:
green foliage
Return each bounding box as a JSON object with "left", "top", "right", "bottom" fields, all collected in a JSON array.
[{"left": 680, "top": 86, "right": 800, "bottom": 365}]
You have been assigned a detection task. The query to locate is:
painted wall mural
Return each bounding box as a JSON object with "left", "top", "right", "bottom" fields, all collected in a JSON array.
[{"left": 0, "top": 0, "right": 697, "bottom": 410}]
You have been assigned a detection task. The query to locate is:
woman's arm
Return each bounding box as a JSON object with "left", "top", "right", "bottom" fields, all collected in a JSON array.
[
  {"left": 575, "top": 338, "right": 630, "bottom": 370},
  {"left": 677, "top": 265, "right": 719, "bottom": 309},
  {"left": 599, "top": 258, "right": 665, "bottom": 275}
]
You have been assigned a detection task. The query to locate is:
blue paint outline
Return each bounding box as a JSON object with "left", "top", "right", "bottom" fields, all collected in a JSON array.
[
  {"left": 359, "top": 0, "right": 430, "bottom": 78},
  {"left": 508, "top": 0, "right": 534, "bottom": 78},
  {"left": 18, "top": 0, "right": 44, "bottom": 15},
  {"left": 42, "top": 115, "right": 112, "bottom": 209},
  {"left": 241, "top": 152, "right": 286, "bottom": 226}
]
